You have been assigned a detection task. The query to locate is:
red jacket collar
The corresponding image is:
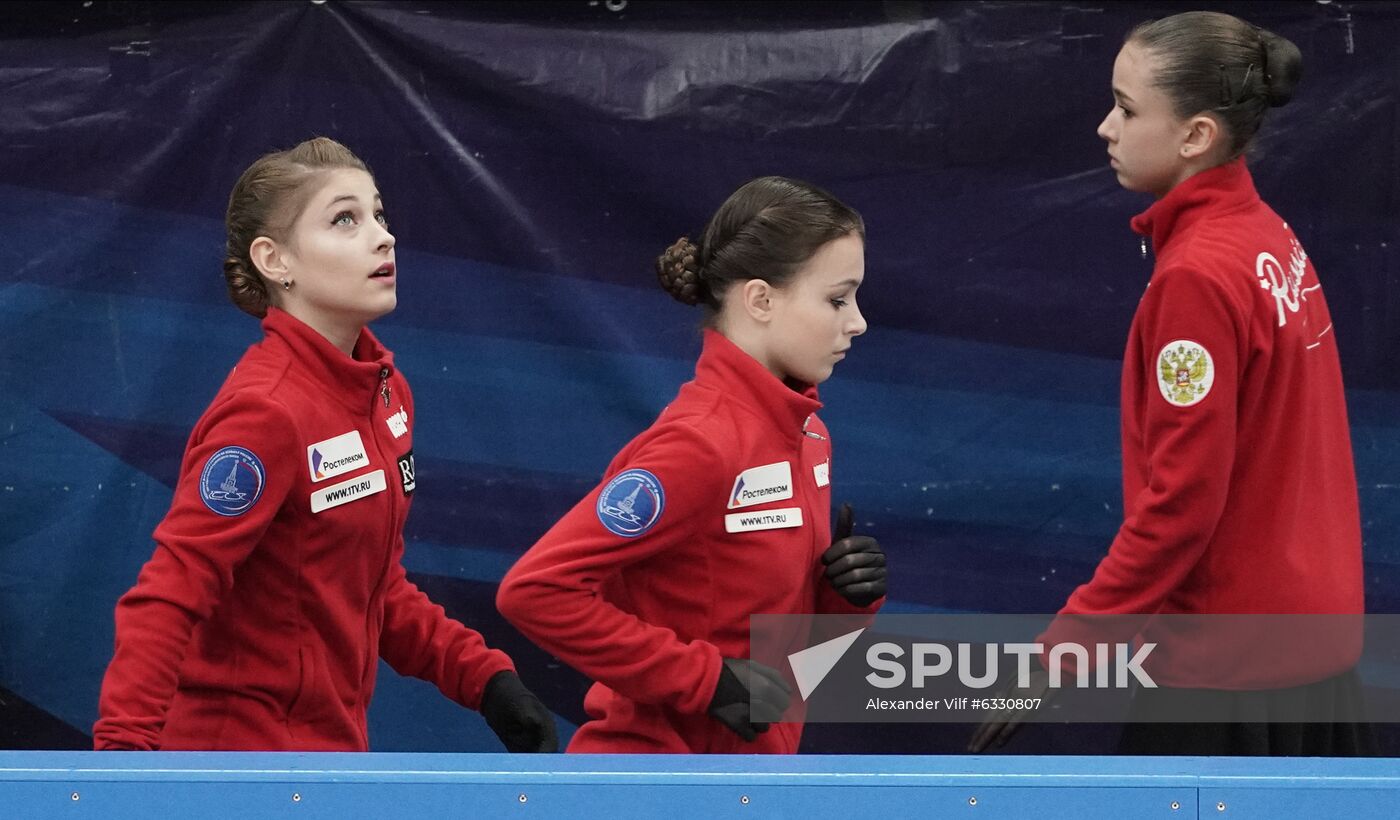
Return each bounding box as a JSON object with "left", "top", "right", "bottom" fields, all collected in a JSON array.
[
  {"left": 1131, "top": 157, "right": 1260, "bottom": 255},
  {"left": 694, "top": 328, "right": 822, "bottom": 434},
  {"left": 261, "top": 307, "right": 395, "bottom": 411}
]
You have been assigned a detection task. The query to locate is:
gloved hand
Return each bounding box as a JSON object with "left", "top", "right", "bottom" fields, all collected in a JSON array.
[
  {"left": 480, "top": 670, "right": 559, "bottom": 753},
  {"left": 706, "top": 658, "right": 792, "bottom": 742},
  {"left": 967, "top": 654, "right": 1055, "bottom": 753},
  {"left": 822, "top": 503, "right": 887, "bottom": 607}
]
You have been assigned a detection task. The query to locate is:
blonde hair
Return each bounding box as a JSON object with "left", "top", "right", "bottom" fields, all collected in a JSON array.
[{"left": 223, "top": 137, "right": 370, "bottom": 317}]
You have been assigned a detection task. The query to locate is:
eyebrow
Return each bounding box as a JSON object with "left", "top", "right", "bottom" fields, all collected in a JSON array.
[
  {"left": 325, "top": 192, "right": 383, "bottom": 208},
  {"left": 1112, "top": 87, "right": 1134, "bottom": 104},
  {"left": 829, "top": 278, "right": 862, "bottom": 289}
]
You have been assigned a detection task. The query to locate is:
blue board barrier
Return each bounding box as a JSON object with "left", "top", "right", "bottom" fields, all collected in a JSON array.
[{"left": 3, "top": 753, "right": 1400, "bottom": 819}]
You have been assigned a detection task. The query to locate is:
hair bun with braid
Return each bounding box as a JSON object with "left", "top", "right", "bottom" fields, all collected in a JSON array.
[
  {"left": 656, "top": 236, "right": 705, "bottom": 306},
  {"left": 223, "top": 256, "right": 270, "bottom": 318}
]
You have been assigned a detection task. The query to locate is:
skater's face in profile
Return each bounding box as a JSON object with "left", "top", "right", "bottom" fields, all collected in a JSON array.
[
  {"left": 761, "top": 232, "right": 867, "bottom": 385},
  {"left": 1098, "top": 43, "right": 1205, "bottom": 198},
  {"left": 275, "top": 168, "right": 398, "bottom": 329}
]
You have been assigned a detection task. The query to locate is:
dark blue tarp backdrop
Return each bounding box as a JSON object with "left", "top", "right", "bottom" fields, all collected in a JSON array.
[{"left": 1, "top": 0, "right": 1396, "bottom": 754}]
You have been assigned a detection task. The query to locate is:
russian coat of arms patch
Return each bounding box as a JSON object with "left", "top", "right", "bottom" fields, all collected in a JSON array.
[{"left": 1157, "top": 340, "right": 1214, "bottom": 407}]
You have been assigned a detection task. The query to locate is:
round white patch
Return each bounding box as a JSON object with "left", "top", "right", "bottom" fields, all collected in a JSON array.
[{"left": 1156, "top": 340, "right": 1215, "bottom": 407}]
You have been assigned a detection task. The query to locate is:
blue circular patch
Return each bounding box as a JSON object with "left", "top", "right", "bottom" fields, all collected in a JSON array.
[
  {"left": 596, "top": 469, "right": 665, "bottom": 538},
  {"left": 199, "top": 446, "right": 266, "bottom": 517}
]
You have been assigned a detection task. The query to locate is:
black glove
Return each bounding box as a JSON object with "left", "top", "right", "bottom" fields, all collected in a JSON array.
[
  {"left": 480, "top": 670, "right": 559, "bottom": 753},
  {"left": 822, "top": 503, "right": 887, "bottom": 607},
  {"left": 706, "top": 658, "right": 792, "bottom": 742},
  {"left": 968, "top": 654, "right": 1055, "bottom": 753}
]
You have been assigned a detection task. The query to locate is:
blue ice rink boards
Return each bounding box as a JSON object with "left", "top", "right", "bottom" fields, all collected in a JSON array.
[{"left": 2, "top": 753, "right": 1398, "bottom": 819}]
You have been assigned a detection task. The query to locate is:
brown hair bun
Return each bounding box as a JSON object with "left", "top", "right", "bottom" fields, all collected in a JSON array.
[{"left": 656, "top": 236, "right": 705, "bottom": 306}]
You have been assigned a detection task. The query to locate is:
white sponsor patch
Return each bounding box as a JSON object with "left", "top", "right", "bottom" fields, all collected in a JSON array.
[
  {"left": 1156, "top": 340, "right": 1215, "bottom": 407},
  {"left": 308, "top": 430, "right": 370, "bottom": 483},
  {"left": 386, "top": 406, "right": 409, "bottom": 439},
  {"left": 727, "top": 461, "right": 794, "bottom": 509},
  {"left": 725, "top": 506, "right": 804, "bottom": 533},
  {"left": 310, "top": 469, "right": 386, "bottom": 513},
  {"left": 813, "top": 460, "right": 830, "bottom": 488}
]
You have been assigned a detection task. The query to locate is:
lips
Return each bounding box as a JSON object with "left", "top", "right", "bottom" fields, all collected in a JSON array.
[{"left": 370, "top": 262, "right": 395, "bottom": 279}]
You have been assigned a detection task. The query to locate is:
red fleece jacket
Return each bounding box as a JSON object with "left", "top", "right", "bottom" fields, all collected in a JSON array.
[
  {"left": 498, "top": 330, "right": 881, "bottom": 752},
  {"left": 95, "top": 308, "right": 514, "bottom": 750},
  {"left": 1046, "top": 159, "right": 1364, "bottom": 688}
]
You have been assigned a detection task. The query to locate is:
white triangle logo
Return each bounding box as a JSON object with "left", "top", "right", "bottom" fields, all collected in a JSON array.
[{"left": 787, "top": 628, "right": 866, "bottom": 700}]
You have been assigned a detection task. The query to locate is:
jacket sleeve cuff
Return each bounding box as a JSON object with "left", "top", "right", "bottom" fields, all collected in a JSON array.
[
  {"left": 675, "top": 642, "right": 724, "bottom": 716},
  {"left": 458, "top": 650, "right": 517, "bottom": 712}
]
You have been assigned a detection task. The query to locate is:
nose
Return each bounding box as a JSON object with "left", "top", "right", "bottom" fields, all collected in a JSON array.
[
  {"left": 1097, "top": 108, "right": 1116, "bottom": 142},
  {"left": 376, "top": 222, "right": 396, "bottom": 253},
  {"left": 848, "top": 301, "right": 868, "bottom": 337}
]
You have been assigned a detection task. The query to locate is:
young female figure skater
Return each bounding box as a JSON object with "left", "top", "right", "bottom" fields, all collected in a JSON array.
[
  {"left": 972, "top": 12, "right": 1370, "bottom": 756},
  {"left": 95, "top": 137, "right": 556, "bottom": 753},
  {"left": 497, "top": 176, "right": 887, "bottom": 753}
]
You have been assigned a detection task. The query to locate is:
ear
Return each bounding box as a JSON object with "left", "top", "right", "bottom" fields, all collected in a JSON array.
[
  {"left": 739, "top": 278, "right": 776, "bottom": 323},
  {"left": 249, "top": 236, "right": 291, "bottom": 286},
  {"left": 1180, "top": 114, "right": 1221, "bottom": 160}
]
